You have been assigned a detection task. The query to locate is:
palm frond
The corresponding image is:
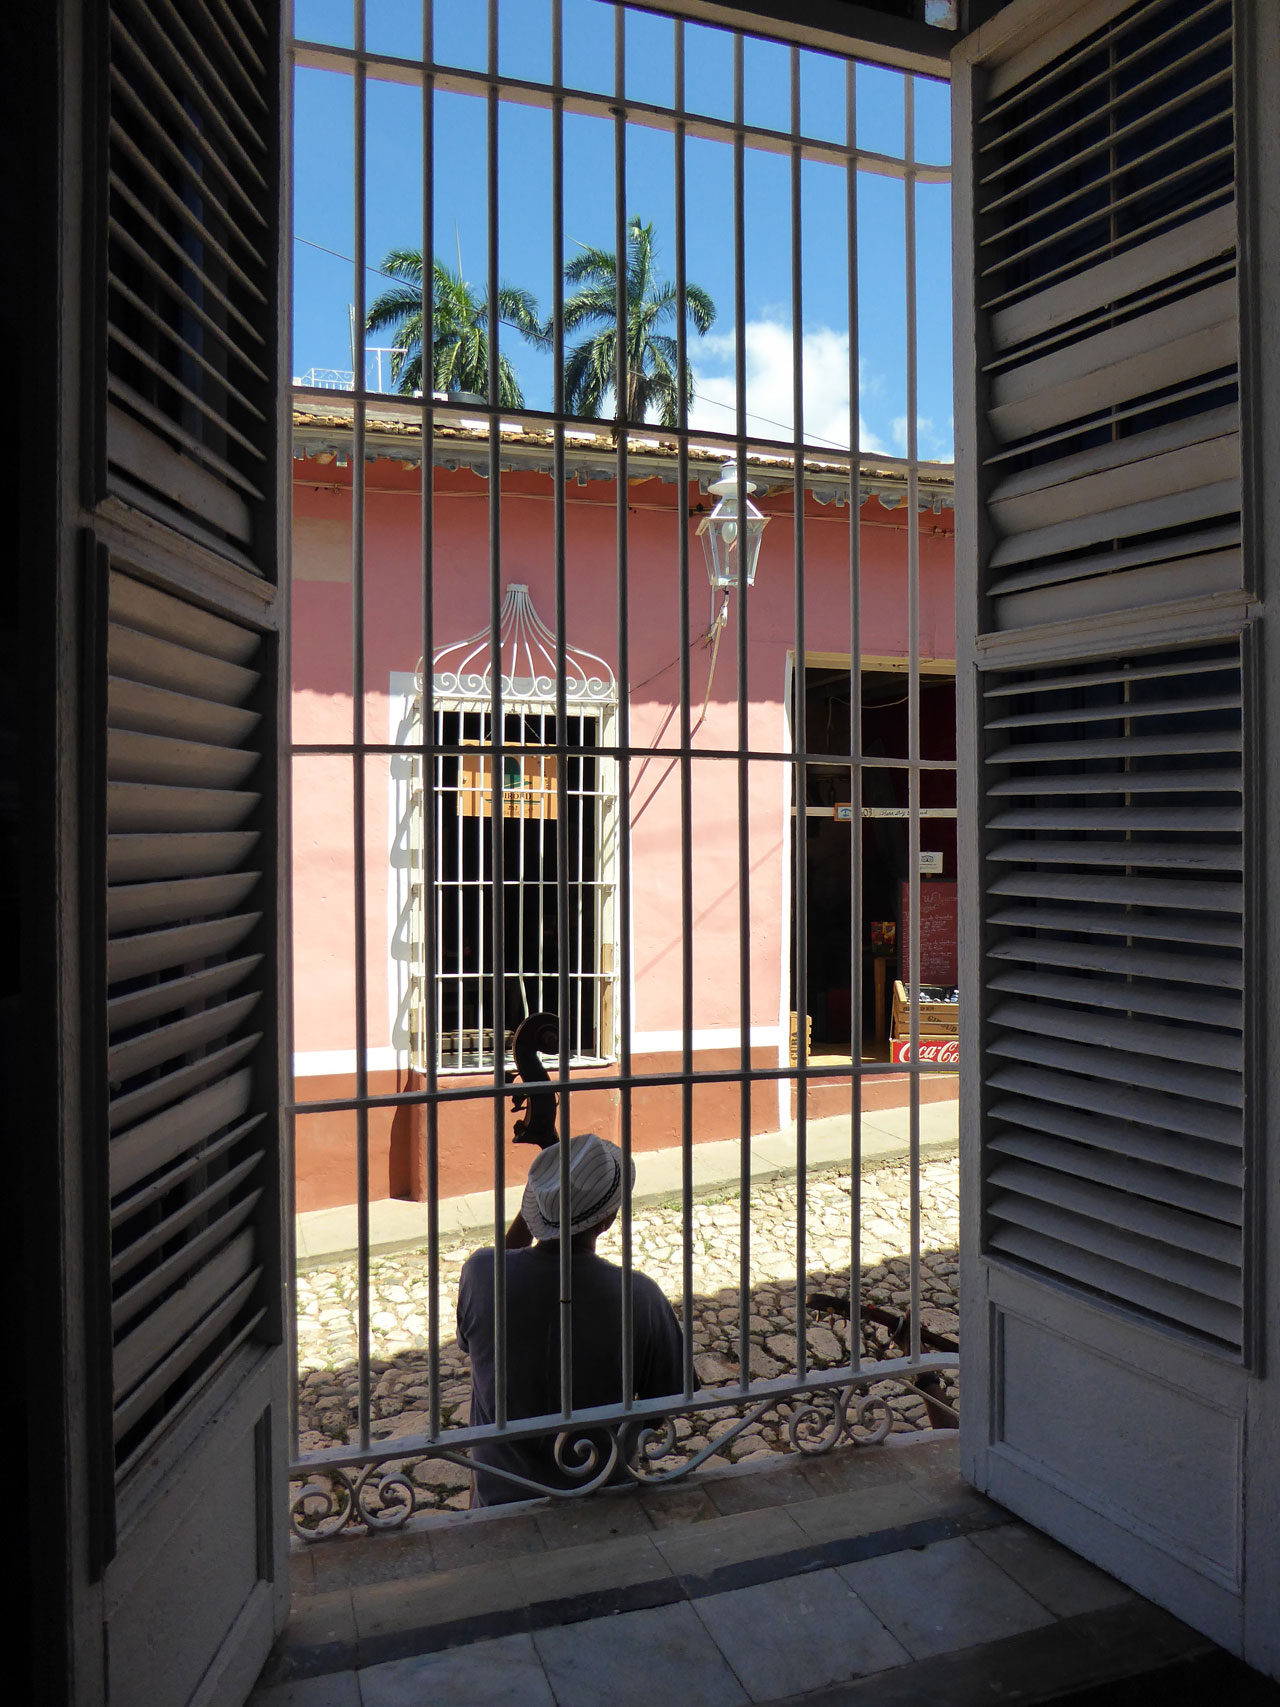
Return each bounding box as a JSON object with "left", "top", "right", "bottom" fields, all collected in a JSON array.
[{"left": 559, "top": 215, "right": 717, "bottom": 424}]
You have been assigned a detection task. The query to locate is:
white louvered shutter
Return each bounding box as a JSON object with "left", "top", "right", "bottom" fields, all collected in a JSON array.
[
  {"left": 963, "top": 0, "right": 1244, "bottom": 1347},
  {"left": 953, "top": 0, "right": 1269, "bottom": 1657},
  {"left": 982, "top": 642, "right": 1244, "bottom": 1347}
]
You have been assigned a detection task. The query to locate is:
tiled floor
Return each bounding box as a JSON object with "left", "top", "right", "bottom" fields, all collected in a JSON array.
[{"left": 252, "top": 1436, "right": 1224, "bottom": 1707}]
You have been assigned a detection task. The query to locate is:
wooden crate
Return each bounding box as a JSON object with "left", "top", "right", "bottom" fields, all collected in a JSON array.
[
  {"left": 789, "top": 1011, "right": 813, "bottom": 1065},
  {"left": 891, "top": 980, "right": 959, "bottom": 1039}
]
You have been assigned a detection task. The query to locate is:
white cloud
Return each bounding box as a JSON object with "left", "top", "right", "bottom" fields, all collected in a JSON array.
[
  {"left": 688, "top": 320, "right": 889, "bottom": 455},
  {"left": 891, "top": 413, "right": 955, "bottom": 462}
]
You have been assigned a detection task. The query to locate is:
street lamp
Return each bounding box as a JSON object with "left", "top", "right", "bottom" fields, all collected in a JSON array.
[{"left": 697, "top": 460, "right": 769, "bottom": 592}]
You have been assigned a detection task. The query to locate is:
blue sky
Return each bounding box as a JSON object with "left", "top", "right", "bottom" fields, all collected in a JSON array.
[{"left": 291, "top": 0, "right": 954, "bottom": 461}]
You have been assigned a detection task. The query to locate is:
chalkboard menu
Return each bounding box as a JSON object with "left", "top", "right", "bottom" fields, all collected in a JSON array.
[{"left": 899, "top": 880, "right": 958, "bottom": 986}]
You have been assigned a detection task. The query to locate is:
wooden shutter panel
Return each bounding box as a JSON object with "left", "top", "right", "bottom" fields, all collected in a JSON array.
[
  {"left": 106, "top": 567, "right": 271, "bottom": 1478},
  {"left": 964, "top": 0, "right": 1251, "bottom": 1359},
  {"left": 980, "top": 642, "right": 1244, "bottom": 1349},
  {"left": 976, "top": 0, "right": 1239, "bottom": 634},
  {"left": 104, "top": 0, "right": 274, "bottom": 568}
]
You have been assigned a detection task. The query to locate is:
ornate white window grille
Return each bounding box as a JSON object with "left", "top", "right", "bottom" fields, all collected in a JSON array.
[{"left": 407, "top": 585, "right": 619, "bottom": 1073}]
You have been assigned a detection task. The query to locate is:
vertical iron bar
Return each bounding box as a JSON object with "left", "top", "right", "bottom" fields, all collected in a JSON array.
[
  {"left": 845, "top": 57, "right": 863, "bottom": 1378},
  {"left": 904, "top": 76, "right": 922, "bottom": 1366},
  {"left": 350, "top": 0, "right": 371, "bottom": 1453},
  {"left": 456, "top": 719, "right": 466, "bottom": 1072},
  {"left": 674, "top": 16, "right": 695, "bottom": 1400},
  {"left": 614, "top": 3, "right": 635, "bottom": 1408},
  {"left": 733, "top": 31, "right": 752, "bottom": 1390},
  {"left": 790, "top": 45, "right": 808, "bottom": 1385},
  {"left": 486, "top": 0, "right": 509, "bottom": 1427},
  {"left": 282, "top": 0, "right": 300, "bottom": 1472},
  {"left": 421, "top": 0, "right": 442, "bottom": 1439},
  {"left": 552, "top": 0, "right": 574, "bottom": 1421}
]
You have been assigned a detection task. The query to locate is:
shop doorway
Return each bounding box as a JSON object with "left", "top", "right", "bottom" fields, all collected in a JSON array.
[{"left": 794, "top": 659, "right": 957, "bottom": 1063}]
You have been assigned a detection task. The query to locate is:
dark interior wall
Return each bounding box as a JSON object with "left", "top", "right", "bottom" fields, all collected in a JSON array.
[
  {"left": 11, "top": 2, "right": 72, "bottom": 1701},
  {"left": 800, "top": 670, "right": 957, "bottom": 1035}
]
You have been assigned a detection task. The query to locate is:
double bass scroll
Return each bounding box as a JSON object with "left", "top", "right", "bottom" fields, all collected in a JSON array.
[{"left": 509, "top": 1011, "right": 560, "bottom": 1149}]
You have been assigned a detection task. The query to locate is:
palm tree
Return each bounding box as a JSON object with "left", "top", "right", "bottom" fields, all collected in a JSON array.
[
  {"left": 562, "top": 217, "right": 716, "bottom": 427},
  {"left": 364, "top": 249, "right": 547, "bottom": 406}
]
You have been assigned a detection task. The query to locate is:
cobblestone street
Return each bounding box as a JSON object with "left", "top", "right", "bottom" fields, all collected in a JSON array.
[{"left": 293, "top": 1154, "right": 960, "bottom": 1512}]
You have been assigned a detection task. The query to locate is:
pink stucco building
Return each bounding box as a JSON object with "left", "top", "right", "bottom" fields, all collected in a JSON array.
[{"left": 290, "top": 405, "right": 956, "bottom": 1211}]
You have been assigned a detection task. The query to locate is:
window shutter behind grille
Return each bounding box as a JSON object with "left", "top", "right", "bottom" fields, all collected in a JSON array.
[
  {"left": 967, "top": 0, "right": 1250, "bottom": 1355},
  {"left": 977, "top": 0, "right": 1239, "bottom": 633},
  {"left": 981, "top": 642, "right": 1244, "bottom": 1350},
  {"left": 104, "top": 0, "right": 274, "bottom": 568},
  {"left": 107, "top": 569, "right": 269, "bottom": 1476}
]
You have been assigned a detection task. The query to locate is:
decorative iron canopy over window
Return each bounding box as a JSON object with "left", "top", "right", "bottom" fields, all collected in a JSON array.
[{"left": 428, "top": 583, "right": 617, "bottom": 708}]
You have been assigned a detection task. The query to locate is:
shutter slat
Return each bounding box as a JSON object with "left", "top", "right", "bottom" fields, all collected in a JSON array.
[
  {"left": 987, "top": 968, "right": 1241, "bottom": 1030},
  {"left": 989, "top": 405, "right": 1238, "bottom": 506},
  {"left": 107, "top": 954, "right": 261, "bottom": 1033},
  {"left": 113, "top": 1180, "right": 263, "bottom": 1329},
  {"left": 988, "top": 871, "right": 1241, "bottom": 911},
  {"left": 108, "top": 912, "right": 260, "bottom": 982},
  {"left": 108, "top": 623, "right": 258, "bottom": 703},
  {"left": 988, "top": 1092, "right": 1242, "bottom": 1183},
  {"left": 107, "top": 780, "right": 259, "bottom": 833},
  {"left": 113, "top": 1272, "right": 261, "bottom": 1443},
  {"left": 988, "top": 1195, "right": 1239, "bottom": 1305},
  {"left": 108, "top": 1033, "right": 259, "bottom": 1137},
  {"left": 990, "top": 770, "right": 1239, "bottom": 797},
  {"left": 112, "top": 1111, "right": 263, "bottom": 1225},
  {"left": 113, "top": 1228, "right": 256, "bottom": 1404},
  {"left": 985, "top": 530, "right": 1239, "bottom": 598},
  {"left": 981, "top": 57, "right": 1232, "bottom": 212},
  {"left": 988, "top": 1225, "right": 1239, "bottom": 1345},
  {"left": 989, "top": 997, "right": 1240, "bottom": 1070},
  {"left": 989, "top": 731, "right": 1240, "bottom": 763},
  {"left": 107, "top": 991, "right": 260, "bottom": 1083},
  {"left": 109, "top": 675, "right": 260, "bottom": 744},
  {"left": 989, "top": 839, "right": 1242, "bottom": 873},
  {"left": 985, "top": 1062, "right": 1240, "bottom": 1146},
  {"left": 988, "top": 206, "right": 1235, "bottom": 351},
  {"left": 989, "top": 428, "right": 1238, "bottom": 538},
  {"left": 987, "top": 287, "right": 1236, "bottom": 441},
  {"left": 988, "top": 806, "right": 1240, "bottom": 833},
  {"left": 989, "top": 1031, "right": 1242, "bottom": 1108},
  {"left": 984, "top": 650, "right": 1238, "bottom": 698},
  {"left": 109, "top": 574, "right": 260, "bottom": 663},
  {"left": 107, "top": 871, "right": 260, "bottom": 933},
  {"left": 108, "top": 831, "right": 259, "bottom": 884},
  {"left": 989, "top": 1160, "right": 1240, "bottom": 1262},
  {"left": 984, "top": 0, "right": 1187, "bottom": 110},
  {"left": 987, "top": 690, "right": 1240, "bottom": 730},
  {"left": 111, "top": 1068, "right": 255, "bottom": 1197},
  {"left": 989, "top": 1129, "right": 1241, "bottom": 1224},
  {"left": 987, "top": 480, "right": 1240, "bottom": 572},
  {"left": 108, "top": 727, "right": 259, "bottom": 790},
  {"left": 989, "top": 929, "right": 1242, "bottom": 979}
]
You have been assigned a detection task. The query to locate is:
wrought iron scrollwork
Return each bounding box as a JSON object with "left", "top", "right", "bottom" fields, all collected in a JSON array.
[{"left": 287, "top": 1364, "right": 951, "bottom": 1540}]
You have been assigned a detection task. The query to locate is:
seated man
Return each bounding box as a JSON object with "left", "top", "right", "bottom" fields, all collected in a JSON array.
[{"left": 456, "top": 1132, "right": 684, "bottom": 1506}]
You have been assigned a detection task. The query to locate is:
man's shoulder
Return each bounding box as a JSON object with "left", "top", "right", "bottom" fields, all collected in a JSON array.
[
  {"left": 630, "top": 1265, "right": 678, "bottom": 1316},
  {"left": 458, "top": 1246, "right": 496, "bottom": 1300}
]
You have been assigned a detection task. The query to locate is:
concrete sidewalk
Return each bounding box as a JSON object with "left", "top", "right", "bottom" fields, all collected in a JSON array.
[{"left": 294, "top": 1100, "right": 959, "bottom": 1269}]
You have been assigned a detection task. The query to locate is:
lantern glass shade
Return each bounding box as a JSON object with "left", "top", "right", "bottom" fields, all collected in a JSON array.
[{"left": 697, "top": 462, "right": 768, "bottom": 591}]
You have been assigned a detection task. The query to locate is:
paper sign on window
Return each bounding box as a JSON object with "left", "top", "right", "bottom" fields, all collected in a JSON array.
[{"left": 457, "top": 745, "right": 559, "bottom": 820}]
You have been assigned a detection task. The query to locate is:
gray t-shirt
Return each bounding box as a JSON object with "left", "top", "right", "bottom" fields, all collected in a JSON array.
[{"left": 456, "top": 1243, "right": 685, "bottom": 1506}]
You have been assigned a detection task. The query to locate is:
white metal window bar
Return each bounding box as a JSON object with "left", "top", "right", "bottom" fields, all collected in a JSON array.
[
  {"left": 287, "top": 0, "right": 957, "bottom": 1533},
  {"left": 409, "top": 585, "right": 619, "bottom": 1072}
]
